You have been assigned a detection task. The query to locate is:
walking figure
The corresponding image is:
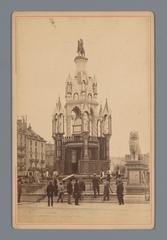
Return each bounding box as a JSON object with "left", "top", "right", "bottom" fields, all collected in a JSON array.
[
  {"left": 57, "top": 181, "right": 64, "bottom": 203},
  {"left": 92, "top": 173, "right": 100, "bottom": 198},
  {"left": 53, "top": 176, "right": 58, "bottom": 197},
  {"left": 79, "top": 178, "right": 85, "bottom": 200},
  {"left": 116, "top": 175, "right": 124, "bottom": 205},
  {"left": 103, "top": 180, "right": 113, "bottom": 201},
  {"left": 46, "top": 181, "right": 54, "bottom": 207},
  {"left": 73, "top": 179, "right": 80, "bottom": 205},
  {"left": 67, "top": 179, "right": 73, "bottom": 204}
]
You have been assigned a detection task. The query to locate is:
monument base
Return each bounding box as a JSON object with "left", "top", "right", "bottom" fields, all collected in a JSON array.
[
  {"left": 125, "top": 158, "right": 149, "bottom": 194},
  {"left": 79, "top": 160, "right": 110, "bottom": 174},
  {"left": 126, "top": 184, "right": 148, "bottom": 194}
]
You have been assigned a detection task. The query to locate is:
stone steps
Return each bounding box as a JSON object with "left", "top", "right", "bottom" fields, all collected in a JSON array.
[{"left": 20, "top": 193, "right": 149, "bottom": 204}]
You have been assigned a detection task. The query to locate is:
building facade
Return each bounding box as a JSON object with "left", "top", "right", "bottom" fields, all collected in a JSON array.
[
  {"left": 52, "top": 40, "right": 112, "bottom": 175},
  {"left": 17, "top": 117, "right": 46, "bottom": 174},
  {"left": 45, "top": 143, "right": 55, "bottom": 169}
]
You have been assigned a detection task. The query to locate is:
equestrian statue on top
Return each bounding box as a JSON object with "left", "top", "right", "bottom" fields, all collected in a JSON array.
[{"left": 77, "top": 39, "right": 85, "bottom": 57}]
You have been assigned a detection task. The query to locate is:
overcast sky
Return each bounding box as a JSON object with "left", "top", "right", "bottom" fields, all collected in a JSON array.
[{"left": 14, "top": 12, "right": 152, "bottom": 157}]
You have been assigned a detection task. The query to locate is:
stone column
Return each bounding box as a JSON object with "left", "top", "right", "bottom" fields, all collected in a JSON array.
[
  {"left": 83, "top": 132, "right": 89, "bottom": 160},
  {"left": 53, "top": 134, "right": 63, "bottom": 174},
  {"left": 105, "top": 134, "right": 111, "bottom": 161}
]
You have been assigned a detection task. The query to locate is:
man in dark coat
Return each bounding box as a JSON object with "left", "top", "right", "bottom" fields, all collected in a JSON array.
[
  {"left": 92, "top": 173, "right": 100, "bottom": 198},
  {"left": 103, "top": 180, "right": 113, "bottom": 201},
  {"left": 67, "top": 179, "right": 73, "bottom": 204},
  {"left": 46, "top": 181, "right": 55, "bottom": 207},
  {"left": 116, "top": 176, "right": 124, "bottom": 205},
  {"left": 18, "top": 180, "right": 22, "bottom": 203},
  {"left": 53, "top": 177, "right": 58, "bottom": 197},
  {"left": 79, "top": 178, "right": 86, "bottom": 200},
  {"left": 73, "top": 179, "right": 80, "bottom": 205}
]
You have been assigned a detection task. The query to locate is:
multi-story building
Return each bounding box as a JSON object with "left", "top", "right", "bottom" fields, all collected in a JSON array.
[
  {"left": 17, "top": 117, "right": 46, "bottom": 173},
  {"left": 45, "top": 143, "right": 55, "bottom": 169},
  {"left": 52, "top": 40, "right": 112, "bottom": 175}
]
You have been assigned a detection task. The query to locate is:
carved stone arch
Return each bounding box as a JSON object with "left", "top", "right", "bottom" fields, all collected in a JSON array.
[
  {"left": 73, "top": 92, "right": 79, "bottom": 100},
  {"left": 88, "top": 93, "right": 92, "bottom": 100},
  {"left": 71, "top": 106, "right": 82, "bottom": 134}
]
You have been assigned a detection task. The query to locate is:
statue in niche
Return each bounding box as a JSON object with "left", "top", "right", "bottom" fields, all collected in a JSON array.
[
  {"left": 54, "top": 116, "right": 58, "bottom": 133},
  {"left": 93, "top": 83, "right": 97, "bottom": 94},
  {"left": 58, "top": 114, "right": 64, "bottom": 133},
  {"left": 66, "top": 82, "right": 72, "bottom": 94},
  {"left": 81, "top": 80, "right": 86, "bottom": 92},
  {"left": 71, "top": 111, "right": 76, "bottom": 134}
]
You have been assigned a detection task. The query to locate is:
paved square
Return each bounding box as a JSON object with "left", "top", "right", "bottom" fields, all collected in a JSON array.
[{"left": 15, "top": 202, "right": 152, "bottom": 229}]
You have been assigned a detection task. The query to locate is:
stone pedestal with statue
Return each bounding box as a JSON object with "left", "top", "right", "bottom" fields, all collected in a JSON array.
[{"left": 125, "top": 131, "right": 149, "bottom": 194}]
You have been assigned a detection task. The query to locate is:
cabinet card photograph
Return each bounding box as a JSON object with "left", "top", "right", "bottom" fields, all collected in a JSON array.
[{"left": 12, "top": 11, "right": 154, "bottom": 229}]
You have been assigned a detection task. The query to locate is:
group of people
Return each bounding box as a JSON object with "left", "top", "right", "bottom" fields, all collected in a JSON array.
[
  {"left": 18, "top": 173, "right": 124, "bottom": 206},
  {"left": 47, "top": 178, "right": 85, "bottom": 207},
  {"left": 92, "top": 173, "right": 124, "bottom": 204}
]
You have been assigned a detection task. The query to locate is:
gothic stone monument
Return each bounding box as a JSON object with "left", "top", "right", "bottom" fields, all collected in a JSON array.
[
  {"left": 52, "top": 40, "right": 112, "bottom": 175},
  {"left": 125, "top": 131, "right": 149, "bottom": 194}
]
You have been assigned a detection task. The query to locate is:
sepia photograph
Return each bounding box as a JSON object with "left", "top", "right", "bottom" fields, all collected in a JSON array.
[{"left": 12, "top": 11, "right": 154, "bottom": 229}]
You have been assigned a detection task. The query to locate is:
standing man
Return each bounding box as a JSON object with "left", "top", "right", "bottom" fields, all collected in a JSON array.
[
  {"left": 92, "top": 173, "right": 100, "bottom": 198},
  {"left": 67, "top": 179, "right": 73, "bottom": 204},
  {"left": 116, "top": 175, "right": 124, "bottom": 205},
  {"left": 73, "top": 178, "right": 80, "bottom": 205},
  {"left": 18, "top": 179, "right": 22, "bottom": 203},
  {"left": 46, "top": 181, "right": 54, "bottom": 207},
  {"left": 57, "top": 181, "right": 64, "bottom": 203},
  {"left": 53, "top": 176, "right": 58, "bottom": 197},
  {"left": 79, "top": 178, "right": 86, "bottom": 200},
  {"left": 103, "top": 180, "right": 113, "bottom": 201},
  {"left": 103, "top": 180, "right": 110, "bottom": 201}
]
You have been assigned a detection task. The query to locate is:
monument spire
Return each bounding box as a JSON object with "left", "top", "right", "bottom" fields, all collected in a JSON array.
[{"left": 74, "top": 39, "right": 88, "bottom": 73}]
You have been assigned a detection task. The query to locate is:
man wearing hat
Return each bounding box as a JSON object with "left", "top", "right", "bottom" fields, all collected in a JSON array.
[
  {"left": 116, "top": 175, "right": 124, "bottom": 205},
  {"left": 92, "top": 173, "right": 100, "bottom": 198}
]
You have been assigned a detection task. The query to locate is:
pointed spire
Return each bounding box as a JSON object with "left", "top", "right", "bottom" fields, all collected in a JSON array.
[
  {"left": 93, "top": 74, "right": 97, "bottom": 83},
  {"left": 103, "top": 98, "right": 111, "bottom": 115},
  {"left": 58, "top": 97, "right": 61, "bottom": 110},
  {"left": 66, "top": 73, "right": 72, "bottom": 83},
  {"left": 104, "top": 98, "right": 109, "bottom": 112},
  {"left": 54, "top": 97, "right": 64, "bottom": 115}
]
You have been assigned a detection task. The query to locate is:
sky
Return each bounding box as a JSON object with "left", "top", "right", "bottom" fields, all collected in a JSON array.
[{"left": 14, "top": 12, "right": 152, "bottom": 157}]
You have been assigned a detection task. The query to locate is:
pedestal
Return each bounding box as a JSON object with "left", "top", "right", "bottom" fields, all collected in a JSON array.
[
  {"left": 79, "top": 160, "right": 110, "bottom": 174},
  {"left": 125, "top": 156, "right": 148, "bottom": 194},
  {"left": 83, "top": 132, "right": 89, "bottom": 161}
]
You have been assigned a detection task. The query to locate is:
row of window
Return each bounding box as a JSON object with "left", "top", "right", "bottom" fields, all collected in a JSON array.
[
  {"left": 30, "top": 153, "right": 44, "bottom": 160},
  {"left": 18, "top": 135, "right": 44, "bottom": 148},
  {"left": 30, "top": 140, "right": 44, "bottom": 148},
  {"left": 73, "top": 92, "right": 93, "bottom": 100}
]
